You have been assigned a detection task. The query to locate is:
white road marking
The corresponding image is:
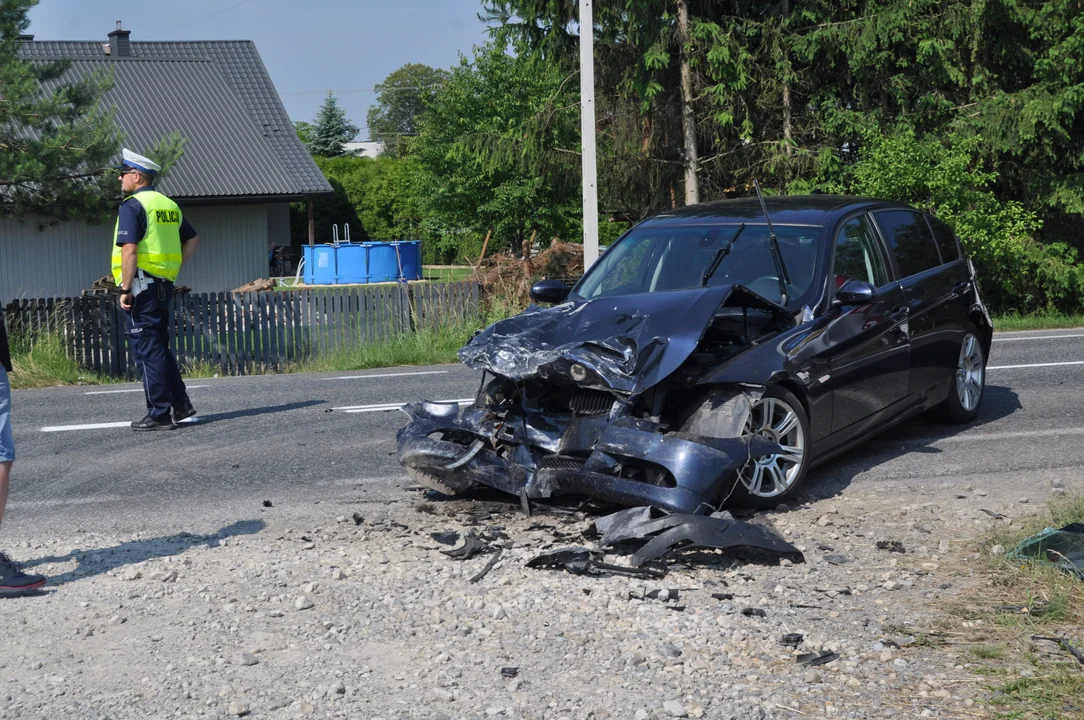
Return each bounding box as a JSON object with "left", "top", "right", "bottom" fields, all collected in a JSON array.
[
  {"left": 987, "top": 360, "right": 1084, "bottom": 370},
  {"left": 41, "top": 418, "right": 199, "bottom": 433},
  {"left": 84, "top": 385, "right": 208, "bottom": 395},
  {"left": 332, "top": 398, "right": 474, "bottom": 414},
  {"left": 323, "top": 371, "right": 449, "bottom": 380},
  {"left": 993, "top": 333, "right": 1084, "bottom": 342},
  {"left": 936, "top": 427, "right": 1084, "bottom": 444}
]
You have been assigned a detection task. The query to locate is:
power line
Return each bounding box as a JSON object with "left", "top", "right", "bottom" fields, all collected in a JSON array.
[{"left": 145, "top": 0, "right": 258, "bottom": 40}]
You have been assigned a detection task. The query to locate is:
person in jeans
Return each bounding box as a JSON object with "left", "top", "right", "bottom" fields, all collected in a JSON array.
[
  {"left": 0, "top": 316, "right": 47, "bottom": 593},
  {"left": 113, "top": 149, "right": 201, "bottom": 430}
]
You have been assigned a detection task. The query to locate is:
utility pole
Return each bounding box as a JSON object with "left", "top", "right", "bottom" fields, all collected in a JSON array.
[
  {"left": 580, "top": 0, "right": 600, "bottom": 268},
  {"left": 676, "top": 0, "right": 700, "bottom": 205}
]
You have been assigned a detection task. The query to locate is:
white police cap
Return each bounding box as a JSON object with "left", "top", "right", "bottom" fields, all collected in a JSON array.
[{"left": 115, "top": 148, "right": 161, "bottom": 175}]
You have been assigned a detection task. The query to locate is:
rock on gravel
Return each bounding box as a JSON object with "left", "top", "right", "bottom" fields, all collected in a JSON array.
[
  {"left": 294, "top": 595, "right": 314, "bottom": 611},
  {"left": 663, "top": 699, "right": 688, "bottom": 717}
]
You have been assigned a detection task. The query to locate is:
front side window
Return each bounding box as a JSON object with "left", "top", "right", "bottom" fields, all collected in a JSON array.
[
  {"left": 833, "top": 215, "right": 890, "bottom": 288},
  {"left": 873, "top": 210, "right": 943, "bottom": 277},
  {"left": 574, "top": 224, "right": 822, "bottom": 306}
]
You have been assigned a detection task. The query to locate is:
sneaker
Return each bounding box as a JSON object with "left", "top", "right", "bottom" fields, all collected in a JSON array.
[
  {"left": 0, "top": 552, "right": 46, "bottom": 594},
  {"left": 131, "top": 413, "right": 175, "bottom": 431},
  {"left": 173, "top": 404, "right": 197, "bottom": 423}
]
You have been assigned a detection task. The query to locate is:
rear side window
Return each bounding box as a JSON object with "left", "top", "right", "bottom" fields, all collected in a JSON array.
[
  {"left": 873, "top": 210, "right": 942, "bottom": 277},
  {"left": 927, "top": 215, "right": 961, "bottom": 262},
  {"left": 833, "top": 215, "right": 890, "bottom": 288}
]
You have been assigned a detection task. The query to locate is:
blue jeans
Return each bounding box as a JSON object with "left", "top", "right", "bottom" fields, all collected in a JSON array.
[
  {"left": 124, "top": 280, "right": 191, "bottom": 420},
  {"left": 0, "top": 367, "right": 14, "bottom": 463}
]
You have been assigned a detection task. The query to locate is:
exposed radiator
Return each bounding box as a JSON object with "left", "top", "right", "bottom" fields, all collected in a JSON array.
[{"left": 557, "top": 385, "right": 614, "bottom": 415}]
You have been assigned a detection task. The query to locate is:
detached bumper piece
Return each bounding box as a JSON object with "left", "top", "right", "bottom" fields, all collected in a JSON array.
[{"left": 397, "top": 401, "right": 785, "bottom": 515}]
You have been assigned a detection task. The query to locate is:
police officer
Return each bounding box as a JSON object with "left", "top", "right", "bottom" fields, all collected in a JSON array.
[{"left": 113, "top": 149, "right": 201, "bottom": 430}]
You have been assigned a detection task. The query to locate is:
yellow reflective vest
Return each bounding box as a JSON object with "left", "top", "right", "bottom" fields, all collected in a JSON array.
[{"left": 112, "top": 190, "right": 184, "bottom": 284}]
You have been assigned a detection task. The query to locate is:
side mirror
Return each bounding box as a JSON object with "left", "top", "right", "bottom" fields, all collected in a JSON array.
[
  {"left": 529, "top": 279, "right": 571, "bottom": 305},
  {"left": 835, "top": 279, "right": 877, "bottom": 305}
]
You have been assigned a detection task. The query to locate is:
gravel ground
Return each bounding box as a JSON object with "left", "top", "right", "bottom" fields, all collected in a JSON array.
[{"left": 2, "top": 470, "right": 1080, "bottom": 720}]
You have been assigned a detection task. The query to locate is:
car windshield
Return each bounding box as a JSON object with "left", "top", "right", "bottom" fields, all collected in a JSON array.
[{"left": 574, "top": 224, "right": 822, "bottom": 306}]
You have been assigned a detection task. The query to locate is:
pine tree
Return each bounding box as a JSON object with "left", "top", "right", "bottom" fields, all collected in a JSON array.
[
  {"left": 308, "top": 91, "right": 359, "bottom": 158},
  {"left": 0, "top": 0, "right": 123, "bottom": 222}
]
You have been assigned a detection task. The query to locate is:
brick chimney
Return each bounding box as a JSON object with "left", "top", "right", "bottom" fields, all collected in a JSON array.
[{"left": 108, "top": 21, "right": 131, "bottom": 57}]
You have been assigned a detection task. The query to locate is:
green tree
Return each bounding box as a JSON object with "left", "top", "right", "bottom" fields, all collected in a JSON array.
[
  {"left": 308, "top": 91, "right": 359, "bottom": 157},
  {"left": 366, "top": 63, "right": 448, "bottom": 157},
  {"left": 411, "top": 41, "right": 583, "bottom": 260},
  {"left": 0, "top": 0, "right": 122, "bottom": 222},
  {"left": 293, "top": 120, "right": 313, "bottom": 146}
]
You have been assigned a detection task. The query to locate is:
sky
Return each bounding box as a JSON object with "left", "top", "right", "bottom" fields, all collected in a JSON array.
[{"left": 25, "top": 0, "right": 496, "bottom": 139}]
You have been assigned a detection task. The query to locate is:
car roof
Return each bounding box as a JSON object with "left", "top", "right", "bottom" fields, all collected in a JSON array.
[{"left": 637, "top": 194, "right": 917, "bottom": 228}]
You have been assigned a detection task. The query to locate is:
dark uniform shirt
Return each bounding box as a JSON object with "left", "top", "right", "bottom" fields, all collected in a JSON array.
[{"left": 115, "top": 185, "right": 198, "bottom": 247}]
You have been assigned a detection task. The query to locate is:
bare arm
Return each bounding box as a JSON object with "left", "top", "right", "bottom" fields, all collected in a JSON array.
[
  {"left": 181, "top": 235, "right": 200, "bottom": 265},
  {"left": 119, "top": 244, "right": 138, "bottom": 310}
]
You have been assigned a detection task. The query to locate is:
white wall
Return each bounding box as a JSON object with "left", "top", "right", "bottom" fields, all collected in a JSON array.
[{"left": 0, "top": 204, "right": 273, "bottom": 302}]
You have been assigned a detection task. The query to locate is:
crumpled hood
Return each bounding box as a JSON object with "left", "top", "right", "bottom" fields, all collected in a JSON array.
[{"left": 459, "top": 284, "right": 789, "bottom": 393}]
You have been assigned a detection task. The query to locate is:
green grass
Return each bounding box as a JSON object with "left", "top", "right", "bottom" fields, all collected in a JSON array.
[
  {"left": 7, "top": 332, "right": 115, "bottom": 390},
  {"left": 422, "top": 265, "right": 473, "bottom": 282},
  {"left": 993, "top": 312, "right": 1084, "bottom": 331},
  {"left": 940, "top": 493, "right": 1084, "bottom": 719}
]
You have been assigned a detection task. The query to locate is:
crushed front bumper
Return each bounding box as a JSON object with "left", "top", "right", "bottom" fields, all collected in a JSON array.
[{"left": 396, "top": 400, "right": 781, "bottom": 515}]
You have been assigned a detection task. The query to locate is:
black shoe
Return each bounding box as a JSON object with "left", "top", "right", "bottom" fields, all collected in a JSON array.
[
  {"left": 173, "top": 404, "right": 197, "bottom": 423},
  {"left": 131, "top": 413, "right": 175, "bottom": 431},
  {"left": 0, "top": 552, "right": 46, "bottom": 594}
]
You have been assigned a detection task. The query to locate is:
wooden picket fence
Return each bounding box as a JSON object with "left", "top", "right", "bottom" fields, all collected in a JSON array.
[{"left": 4, "top": 281, "right": 483, "bottom": 378}]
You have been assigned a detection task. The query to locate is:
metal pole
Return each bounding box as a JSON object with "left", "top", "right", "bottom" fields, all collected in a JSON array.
[{"left": 579, "top": 0, "right": 599, "bottom": 268}]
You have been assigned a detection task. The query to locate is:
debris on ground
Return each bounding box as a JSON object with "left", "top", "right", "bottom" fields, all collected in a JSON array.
[
  {"left": 1031, "top": 635, "right": 1084, "bottom": 666},
  {"left": 469, "top": 543, "right": 508, "bottom": 583},
  {"left": 501, "top": 667, "right": 520, "bottom": 679},
  {"left": 351, "top": 512, "right": 364, "bottom": 526},
  {"left": 525, "top": 547, "right": 665, "bottom": 578},
  {"left": 780, "top": 633, "right": 804, "bottom": 648},
  {"left": 440, "top": 533, "right": 492, "bottom": 561},
  {"left": 996, "top": 602, "right": 1050, "bottom": 616},
  {"left": 593, "top": 507, "right": 803, "bottom": 568},
  {"left": 980, "top": 508, "right": 1008, "bottom": 519},
  {"left": 262, "top": 500, "right": 273, "bottom": 508},
  {"left": 741, "top": 608, "right": 767, "bottom": 618},
  {"left": 876, "top": 540, "right": 906, "bottom": 553},
  {"left": 797, "top": 650, "right": 839, "bottom": 666},
  {"left": 1007, "top": 523, "right": 1084, "bottom": 579},
  {"left": 430, "top": 531, "right": 460, "bottom": 546}
]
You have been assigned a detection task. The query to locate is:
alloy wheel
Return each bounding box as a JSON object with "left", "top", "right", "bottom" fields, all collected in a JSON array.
[
  {"left": 738, "top": 396, "right": 806, "bottom": 498},
  {"left": 956, "top": 333, "right": 984, "bottom": 412}
]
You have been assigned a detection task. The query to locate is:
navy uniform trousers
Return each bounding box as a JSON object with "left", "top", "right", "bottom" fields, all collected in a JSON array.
[{"left": 123, "top": 279, "right": 191, "bottom": 420}]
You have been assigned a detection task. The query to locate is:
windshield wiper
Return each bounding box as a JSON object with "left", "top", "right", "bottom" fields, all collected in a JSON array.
[
  {"left": 701, "top": 223, "right": 746, "bottom": 286},
  {"left": 752, "top": 179, "right": 792, "bottom": 305}
]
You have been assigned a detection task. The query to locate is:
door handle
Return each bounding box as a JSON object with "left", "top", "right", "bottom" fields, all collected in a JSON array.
[
  {"left": 954, "top": 280, "right": 972, "bottom": 293},
  {"left": 890, "top": 306, "right": 910, "bottom": 320}
]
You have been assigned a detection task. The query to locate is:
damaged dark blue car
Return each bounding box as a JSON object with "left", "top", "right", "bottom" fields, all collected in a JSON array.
[{"left": 398, "top": 195, "right": 993, "bottom": 513}]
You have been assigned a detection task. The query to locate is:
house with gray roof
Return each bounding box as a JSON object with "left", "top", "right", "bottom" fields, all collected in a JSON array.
[{"left": 0, "top": 23, "right": 332, "bottom": 302}]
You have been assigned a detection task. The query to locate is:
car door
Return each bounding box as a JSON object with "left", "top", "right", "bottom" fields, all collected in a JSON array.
[
  {"left": 871, "top": 209, "right": 967, "bottom": 401},
  {"left": 818, "top": 213, "right": 912, "bottom": 435}
]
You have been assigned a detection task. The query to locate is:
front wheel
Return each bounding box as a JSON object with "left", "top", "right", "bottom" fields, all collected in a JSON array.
[
  {"left": 727, "top": 386, "right": 812, "bottom": 509},
  {"left": 937, "top": 324, "right": 986, "bottom": 424}
]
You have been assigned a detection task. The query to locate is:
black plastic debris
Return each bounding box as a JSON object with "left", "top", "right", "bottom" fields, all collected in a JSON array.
[
  {"left": 1008, "top": 523, "right": 1084, "bottom": 580},
  {"left": 525, "top": 547, "right": 665, "bottom": 578},
  {"left": 430, "top": 531, "right": 461, "bottom": 546},
  {"left": 996, "top": 601, "right": 1049, "bottom": 616},
  {"left": 1031, "top": 635, "right": 1084, "bottom": 666},
  {"left": 469, "top": 543, "right": 509, "bottom": 584},
  {"left": 741, "top": 608, "right": 767, "bottom": 618},
  {"left": 711, "top": 592, "right": 734, "bottom": 601},
  {"left": 780, "top": 633, "right": 804, "bottom": 648},
  {"left": 262, "top": 500, "right": 273, "bottom": 508},
  {"left": 501, "top": 667, "right": 519, "bottom": 678},
  {"left": 441, "top": 533, "right": 492, "bottom": 561},
  {"left": 797, "top": 650, "right": 839, "bottom": 666},
  {"left": 351, "top": 512, "right": 364, "bottom": 526},
  {"left": 876, "top": 541, "right": 906, "bottom": 553},
  {"left": 980, "top": 508, "right": 1008, "bottom": 520},
  {"left": 593, "top": 506, "right": 670, "bottom": 543}
]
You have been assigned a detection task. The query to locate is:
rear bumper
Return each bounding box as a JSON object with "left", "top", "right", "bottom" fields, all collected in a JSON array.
[{"left": 396, "top": 401, "right": 779, "bottom": 515}]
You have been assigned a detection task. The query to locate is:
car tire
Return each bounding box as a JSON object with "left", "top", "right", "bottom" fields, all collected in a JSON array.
[
  {"left": 727, "top": 385, "right": 812, "bottom": 510},
  {"left": 937, "top": 323, "right": 986, "bottom": 424},
  {"left": 406, "top": 467, "right": 474, "bottom": 497}
]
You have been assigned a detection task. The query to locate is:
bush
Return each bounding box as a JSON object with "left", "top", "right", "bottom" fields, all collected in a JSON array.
[{"left": 850, "top": 126, "right": 1084, "bottom": 314}]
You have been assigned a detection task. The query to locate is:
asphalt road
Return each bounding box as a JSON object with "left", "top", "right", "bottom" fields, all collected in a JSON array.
[{"left": 5, "top": 328, "right": 1082, "bottom": 537}]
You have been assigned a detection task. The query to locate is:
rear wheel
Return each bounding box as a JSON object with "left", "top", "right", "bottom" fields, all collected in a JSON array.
[
  {"left": 728, "top": 386, "right": 812, "bottom": 509},
  {"left": 938, "top": 324, "right": 986, "bottom": 424}
]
